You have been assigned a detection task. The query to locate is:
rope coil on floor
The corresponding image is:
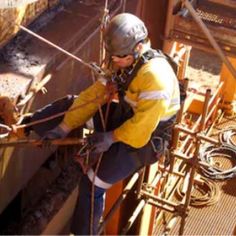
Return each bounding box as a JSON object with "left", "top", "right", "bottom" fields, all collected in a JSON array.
[
  {"left": 176, "top": 175, "right": 221, "bottom": 207},
  {"left": 198, "top": 144, "right": 236, "bottom": 180},
  {"left": 219, "top": 126, "right": 236, "bottom": 148}
]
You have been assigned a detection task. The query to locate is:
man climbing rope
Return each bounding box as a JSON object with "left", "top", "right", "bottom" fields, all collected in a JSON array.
[{"left": 28, "top": 13, "right": 180, "bottom": 234}]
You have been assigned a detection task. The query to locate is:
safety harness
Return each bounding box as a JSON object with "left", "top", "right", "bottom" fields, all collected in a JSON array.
[
  {"left": 107, "top": 49, "right": 180, "bottom": 162},
  {"left": 112, "top": 49, "right": 186, "bottom": 103}
]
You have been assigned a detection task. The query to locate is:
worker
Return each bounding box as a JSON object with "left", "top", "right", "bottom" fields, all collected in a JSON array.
[{"left": 35, "top": 13, "right": 180, "bottom": 234}]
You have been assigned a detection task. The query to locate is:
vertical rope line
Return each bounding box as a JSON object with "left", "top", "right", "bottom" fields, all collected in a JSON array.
[
  {"left": 99, "top": 0, "right": 109, "bottom": 65},
  {"left": 122, "top": 0, "right": 127, "bottom": 12},
  {"left": 90, "top": 1, "right": 111, "bottom": 230}
]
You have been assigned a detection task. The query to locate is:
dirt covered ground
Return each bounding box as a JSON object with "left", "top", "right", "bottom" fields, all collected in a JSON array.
[{"left": 186, "top": 48, "right": 222, "bottom": 94}]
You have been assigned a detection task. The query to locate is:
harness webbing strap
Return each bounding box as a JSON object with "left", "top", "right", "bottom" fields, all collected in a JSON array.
[
  {"left": 117, "top": 49, "right": 179, "bottom": 98},
  {"left": 122, "top": 49, "right": 159, "bottom": 92}
]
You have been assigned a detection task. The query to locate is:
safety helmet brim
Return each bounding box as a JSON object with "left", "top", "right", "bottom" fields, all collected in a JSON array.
[{"left": 104, "top": 13, "right": 148, "bottom": 56}]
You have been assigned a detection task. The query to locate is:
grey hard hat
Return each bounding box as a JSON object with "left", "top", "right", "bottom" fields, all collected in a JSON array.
[{"left": 104, "top": 13, "right": 148, "bottom": 56}]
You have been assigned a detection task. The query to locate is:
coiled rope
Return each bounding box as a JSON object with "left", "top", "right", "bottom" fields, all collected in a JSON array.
[
  {"left": 176, "top": 175, "right": 221, "bottom": 207},
  {"left": 219, "top": 126, "right": 236, "bottom": 148},
  {"left": 198, "top": 144, "right": 236, "bottom": 180}
]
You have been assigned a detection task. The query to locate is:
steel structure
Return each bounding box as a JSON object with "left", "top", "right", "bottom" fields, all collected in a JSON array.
[{"left": 0, "top": 0, "right": 236, "bottom": 235}]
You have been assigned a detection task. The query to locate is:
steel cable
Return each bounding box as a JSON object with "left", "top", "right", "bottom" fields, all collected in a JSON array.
[
  {"left": 198, "top": 144, "right": 236, "bottom": 180},
  {"left": 176, "top": 175, "right": 221, "bottom": 207},
  {"left": 219, "top": 126, "right": 236, "bottom": 148}
]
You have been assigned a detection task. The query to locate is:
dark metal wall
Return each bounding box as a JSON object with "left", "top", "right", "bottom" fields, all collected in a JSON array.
[
  {"left": 0, "top": 0, "right": 168, "bottom": 232},
  {"left": 0, "top": 0, "right": 120, "bottom": 217},
  {"left": 138, "top": 0, "right": 168, "bottom": 49}
]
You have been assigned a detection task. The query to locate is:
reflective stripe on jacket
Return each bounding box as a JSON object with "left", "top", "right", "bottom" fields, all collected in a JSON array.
[
  {"left": 63, "top": 56, "right": 180, "bottom": 148},
  {"left": 113, "top": 56, "right": 180, "bottom": 148}
]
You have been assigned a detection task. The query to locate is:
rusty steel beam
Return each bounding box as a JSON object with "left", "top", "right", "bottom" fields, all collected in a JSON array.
[
  {"left": 174, "top": 79, "right": 223, "bottom": 153},
  {"left": 206, "top": 0, "right": 236, "bottom": 10},
  {"left": 199, "top": 89, "right": 212, "bottom": 131},
  {"left": 182, "top": 0, "right": 236, "bottom": 79},
  {"left": 178, "top": 138, "right": 201, "bottom": 235},
  {"left": 169, "top": 33, "right": 236, "bottom": 57},
  {"left": 196, "top": 133, "right": 219, "bottom": 145},
  {"left": 205, "top": 97, "right": 221, "bottom": 123},
  {"left": 194, "top": 1, "right": 236, "bottom": 30},
  {"left": 164, "top": 0, "right": 175, "bottom": 50},
  {"left": 162, "top": 84, "right": 221, "bottom": 234},
  {"left": 0, "top": 137, "right": 86, "bottom": 148},
  {"left": 141, "top": 189, "right": 179, "bottom": 208},
  {"left": 138, "top": 0, "right": 168, "bottom": 49},
  {"left": 176, "top": 79, "right": 189, "bottom": 123},
  {"left": 153, "top": 82, "right": 225, "bottom": 234},
  {"left": 146, "top": 199, "right": 176, "bottom": 213},
  {"left": 167, "top": 0, "right": 236, "bottom": 57},
  {"left": 208, "top": 81, "right": 224, "bottom": 107}
]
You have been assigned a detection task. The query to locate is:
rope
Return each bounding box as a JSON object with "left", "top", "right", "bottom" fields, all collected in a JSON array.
[
  {"left": 99, "top": 0, "right": 109, "bottom": 65},
  {"left": 0, "top": 3, "right": 118, "bottom": 234},
  {"left": 90, "top": 1, "right": 112, "bottom": 234},
  {"left": 198, "top": 144, "right": 236, "bottom": 180},
  {"left": 122, "top": 0, "right": 127, "bottom": 12},
  {"left": 0, "top": 92, "right": 112, "bottom": 139},
  {"left": 0, "top": 124, "right": 12, "bottom": 139},
  {"left": 219, "top": 126, "right": 236, "bottom": 148},
  {"left": 0, "top": 14, "right": 108, "bottom": 78},
  {"left": 176, "top": 175, "right": 221, "bottom": 207}
]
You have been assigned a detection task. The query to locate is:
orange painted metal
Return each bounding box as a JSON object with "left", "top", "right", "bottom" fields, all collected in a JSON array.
[
  {"left": 104, "top": 182, "right": 125, "bottom": 234},
  {"left": 138, "top": 0, "right": 168, "bottom": 49},
  {"left": 220, "top": 57, "right": 236, "bottom": 113}
]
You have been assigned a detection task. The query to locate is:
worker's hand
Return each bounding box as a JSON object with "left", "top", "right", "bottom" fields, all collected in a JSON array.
[
  {"left": 42, "top": 122, "right": 71, "bottom": 140},
  {"left": 40, "top": 124, "right": 71, "bottom": 148},
  {"left": 42, "top": 125, "right": 68, "bottom": 140},
  {"left": 87, "top": 131, "right": 116, "bottom": 153}
]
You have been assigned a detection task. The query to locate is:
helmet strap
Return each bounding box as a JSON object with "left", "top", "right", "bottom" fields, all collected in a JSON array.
[
  {"left": 133, "top": 51, "right": 139, "bottom": 60},
  {"left": 132, "top": 42, "right": 143, "bottom": 61}
]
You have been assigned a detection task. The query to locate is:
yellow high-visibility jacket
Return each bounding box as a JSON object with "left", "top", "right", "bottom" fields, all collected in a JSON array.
[{"left": 63, "top": 56, "right": 180, "bottom": 148}]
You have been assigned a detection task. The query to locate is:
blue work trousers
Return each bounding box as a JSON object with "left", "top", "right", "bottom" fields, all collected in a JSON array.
[
  {"left": 70, "top": 140, "right": 157, "bottom": 235},
  {"left": 26, "top": 96, "right": 175, "bottom": 235},
  {"left": 70, "top": 105, "right": 176, "bottom": 235}
]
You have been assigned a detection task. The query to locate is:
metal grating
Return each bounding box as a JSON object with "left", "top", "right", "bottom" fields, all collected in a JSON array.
[
  {"left": 152, "top": 114, "right": 236, "bottom": 235},
  {"left": 169, "top": 114, "right": 236, "bottom": 235}
]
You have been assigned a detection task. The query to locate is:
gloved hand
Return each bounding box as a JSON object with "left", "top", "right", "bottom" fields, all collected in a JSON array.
[
  {"left": 41, "top": 125, "right": 68, "bottom": 148},
  {"left": 87, "top": 131, "right": 116, "bottom": 153},
  {"left": 42, "top": 125, "right": 69, "bottom": 140}
]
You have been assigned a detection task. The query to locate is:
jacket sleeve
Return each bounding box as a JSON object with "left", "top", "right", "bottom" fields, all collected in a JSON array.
[
  {"left": 113, "top": 71, "right": 169, "bottom": 148},
  {"left": 63, "top": 80, "right": 107, "bottom": 129}
]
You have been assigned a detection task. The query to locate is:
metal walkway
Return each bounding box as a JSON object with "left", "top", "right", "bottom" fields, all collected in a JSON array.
[{"left": 155, "top": 115, "right": 236, "bottom": 235}]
